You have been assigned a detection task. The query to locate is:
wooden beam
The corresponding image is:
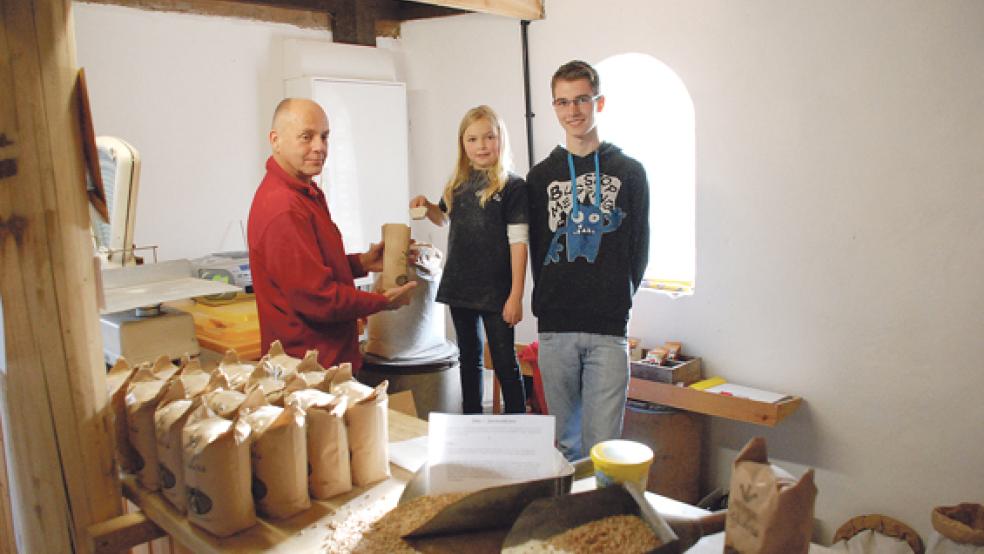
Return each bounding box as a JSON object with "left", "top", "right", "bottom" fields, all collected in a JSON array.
[
  {"left": 396, "top": 1, "right": 467, "bottom": 19},
  {"left": 327, "top": 0, "right": 379, "bottom": 45},
  {"left": 0, "top": 416, "right": 15, "bottom": 554},
  {"left": 87, "top": 512, "right": 167, "bottom": 554},
  {"left": 78, "top": 0, "right": 333, "bottom": 30},
  {"left": 405, "top": 0, "right": 543, "bottom": 20},
  {"left": 0, "top": 0, "right": 122, "bottom": 552}
]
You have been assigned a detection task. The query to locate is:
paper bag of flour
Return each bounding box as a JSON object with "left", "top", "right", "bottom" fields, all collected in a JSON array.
[
  {"left": 182, "top": 405, "right": 256, "bottom": 537},
  {"left": 345, "top": 381, "right": 390, "bottom": 486},
  {"left": 108, "top": 357, "right": 141, "bottom": 473},
  {"left": 175, "top": 358, "right": 212, "bottom": 398},
  {"left": 332, "top": 363, "right": 375, "bottom": 403},
  {"left": 287, "top": 389, "right": 352, "bottom": 499},
  {"left": 125, "top": 367, "right": 171, "bottom": 490},
  {"left": 217, "top": 350, "right": 254, "bottom": 391},
  {"left": 266, "top": 340, "right": 317, "bottom": 374},
  {"left": 149, "top": 354, "right": 180, "bottom": 381},
  {"left": 724, "top": 437, "right": 816, "bottom": 554},
  {"left": 246, "top": 360, "right": 290, "bottom": 405},
  {"left": 154, "top": 381, "right": 201, "bottom": 513},
  {"left": 238, "top": 389, "right": 310, "bottom": 519},
  {"left": 204, "top": 387, "right": 248, "bottom": 419}
]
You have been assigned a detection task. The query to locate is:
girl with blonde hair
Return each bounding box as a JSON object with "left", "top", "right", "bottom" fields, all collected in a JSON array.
[{"left": 410, "top": 105, "right": 529, "bottom": 414}]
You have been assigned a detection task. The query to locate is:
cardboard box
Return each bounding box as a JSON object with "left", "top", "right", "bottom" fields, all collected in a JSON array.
[{"left": 630, "top": 356, "right": 701, "bottom": 386}]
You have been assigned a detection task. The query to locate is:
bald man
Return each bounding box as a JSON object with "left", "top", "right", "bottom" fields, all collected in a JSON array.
[{"left": 247, "top": 98, "right": 415, "bottom": 369}]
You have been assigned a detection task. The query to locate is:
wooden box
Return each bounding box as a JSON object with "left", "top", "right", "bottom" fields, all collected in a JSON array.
[{"left": 630, "top": 356, "right": 702, "bottom": 385}]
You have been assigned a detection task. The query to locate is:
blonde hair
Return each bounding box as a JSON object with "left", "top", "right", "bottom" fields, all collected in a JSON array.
[{"left": 442, "top": 105, "right": 513, "bottom": 213}]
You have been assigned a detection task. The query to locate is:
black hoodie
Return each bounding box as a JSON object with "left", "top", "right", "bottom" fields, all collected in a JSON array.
[{"left": 527, "top": 142, "right": 650, "bottom": 336}]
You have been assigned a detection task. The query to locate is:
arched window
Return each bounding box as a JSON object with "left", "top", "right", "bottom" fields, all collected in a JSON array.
[{"left": 597, "top": 53, "right": 695, "bottom": 295}]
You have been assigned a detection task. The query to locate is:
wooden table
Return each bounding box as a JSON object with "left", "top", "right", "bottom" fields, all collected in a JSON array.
[{"left": 123, "top": 410, "right": 427, "bottom": 553}]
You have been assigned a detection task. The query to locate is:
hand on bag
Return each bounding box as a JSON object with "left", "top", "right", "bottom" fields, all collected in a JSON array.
[
  {"left": 360, "top": 242, "right": 385, "bottom": 273},
  {"left": 382, "top": 281, "right": 417, "bottom": 310}
]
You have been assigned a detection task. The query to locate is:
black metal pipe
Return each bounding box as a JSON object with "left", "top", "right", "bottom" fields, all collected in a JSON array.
[{"left": 521, "top": 20, "right": 535, "bottom": 168}]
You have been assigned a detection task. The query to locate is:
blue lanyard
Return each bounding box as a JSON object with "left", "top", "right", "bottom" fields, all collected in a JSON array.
[{"left": 566, "top": 150, "right": 601, "bottom": 216}]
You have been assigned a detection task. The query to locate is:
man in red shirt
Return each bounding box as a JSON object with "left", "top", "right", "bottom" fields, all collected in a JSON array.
[{"left": 248, "top": 98, "right": 415, "bottom": 369}]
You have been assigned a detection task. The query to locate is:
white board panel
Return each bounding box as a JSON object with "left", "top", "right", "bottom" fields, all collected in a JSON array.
[{"left": 285, "top": 77, "right": 410, "bottom": 254}]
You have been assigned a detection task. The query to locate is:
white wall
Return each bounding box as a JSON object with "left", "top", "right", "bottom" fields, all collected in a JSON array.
[
  {"left": 399, "top": 0, "right": 984, "bottom": 542},
  {"left": 72, "top": 0, "right": 984, "bottom": 543},
  {"left": 74, "top": 3, "right": 331, "bottom": 261}
]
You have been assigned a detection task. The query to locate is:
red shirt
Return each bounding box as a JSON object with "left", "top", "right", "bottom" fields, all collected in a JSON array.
[{"left": 247, "top": 156, "right": 387, "bottom": 369}]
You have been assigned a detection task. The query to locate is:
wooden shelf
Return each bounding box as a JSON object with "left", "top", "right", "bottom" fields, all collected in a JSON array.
[
  {"left": 628, "top": 378, "right": 802, "bottom": 427},
  {"left": 121, "top": 410, "right": 427, "bottom": 553}
]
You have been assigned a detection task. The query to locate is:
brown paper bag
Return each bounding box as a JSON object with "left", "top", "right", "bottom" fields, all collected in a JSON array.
[
  {"left": 149, "top": 354, "right": 180, "bottom": 381},
  {"left": 287, "top": 389, "right": 352, "bottom": 499},
  {"left": 381, "top": 223, "right": 411, "bottom": 289},
  {"left": 266, "top": 340, "right": 318, "bottom": 374},
  {"left": 154, "top": 381, "right": 200, "bottom": 513},
  {"left": 182, "top": 405, "right": 256, "bottom": 537},
  {"left": 217, "top": 349, "right": 255, "bottom": 391},
  {"left": 125, "top": 367, "right": 171, "bottom": 490},
  {"left": 175, "top": 358, "right": 212, "bottom": 398},
  {"left": 107, "top": 357, "right": 141, "bottom": 473},
  {"left": 205, "top": 387, "right": 248, "bottom": 419},
  {"left": 345, "top": 381, "right": 390, "bottom": 486},
  {"left": 332, "top": 364, "right": 375, "bottom": 403},
  {"left": 724, "top": 437, "right": 816, "bottom": 554},
  {"left": 246, "top": 360, "right": 289, "bottom": 405},
  {"left": 239, "top": 392, "right": 310, "bottom": 519}
]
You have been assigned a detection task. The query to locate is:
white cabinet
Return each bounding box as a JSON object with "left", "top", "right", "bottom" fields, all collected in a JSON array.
[{"left": 285, "top": 77, "right": 410, "bottom": 253}]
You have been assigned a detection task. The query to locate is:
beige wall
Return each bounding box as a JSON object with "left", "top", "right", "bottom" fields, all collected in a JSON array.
[
  {"left": 399, "top": 0, "right": 984, "bottom": 541},
  {"left": 73, "top": 0, "right": 984, "bottom": 542}
]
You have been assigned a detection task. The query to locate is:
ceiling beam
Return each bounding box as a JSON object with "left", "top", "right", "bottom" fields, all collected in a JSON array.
[{"left": 403, "top": 0, "right": 543, "bottom": 20}]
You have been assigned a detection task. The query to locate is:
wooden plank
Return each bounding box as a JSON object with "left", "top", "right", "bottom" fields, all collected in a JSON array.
[
  {"left": 80, "top": 0, "right": 333, "bottom": 31},
  {"left": 123, "top": 410, "right": 427, "bottom": 553},
  {"left": 411, "top": 0, "right": 543, "bottom": 20},
  {"left": 0, "top": 412, "right": 15, "bottom": 554},
  {"left": 628, "top": 378, "right": 802, "bottom": 427},
  {"left": 88, "top": 512, "right": 167, "bottom": 554},
  {"left": 0, "top": 0, "right": 122, "bottom": 552}
]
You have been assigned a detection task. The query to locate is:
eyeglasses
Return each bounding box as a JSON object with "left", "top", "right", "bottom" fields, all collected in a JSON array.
[{"left": 552, "top": 95, "right": 600, "bottom": 109}]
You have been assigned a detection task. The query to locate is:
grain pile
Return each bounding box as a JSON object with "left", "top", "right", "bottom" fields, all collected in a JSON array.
[
  {"left": 505, "top": 514, "right": 662, "bottom": 554},
  {"left": 322, "top": 492, "right": 469, "bottom": 554}
]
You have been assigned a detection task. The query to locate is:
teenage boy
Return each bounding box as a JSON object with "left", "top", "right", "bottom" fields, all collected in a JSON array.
[{"left": 527, "top": 60, "right": 650, "bottom": 460}]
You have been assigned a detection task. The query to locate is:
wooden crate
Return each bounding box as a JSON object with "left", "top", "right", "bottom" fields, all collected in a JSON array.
[{"left": 630, "top": 356, "right": 702, "bottom": 386}]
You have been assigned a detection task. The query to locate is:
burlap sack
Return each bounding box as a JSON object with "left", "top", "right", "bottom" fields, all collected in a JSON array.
[
  {"left": 182, "top": 405, "right": 256, "bottom": 537},
  {"left": 154, "top": 381, "right": 200, "bottom": 513},
  {"left": 107, "top": 357, "right": 141, "bottom": 473},
  {"left": 287, "top": 389, "right": 352, "bottom": 499},
  {"left": 724, "top": 437, "right": 817, "bottom": 554},
  {"left": 345, "top": 381, "right": 390, "bottom": 486},
  {"left": 928, "top": 503, "right": 984, "bottom": 553},
  {"left": 217, "top": 350, "right": 255, "bottom": 391},
  {"left": 239, "top": 391, "right": 310, "bottom": 519},
  {"left": 364, "top": 244, "right": 448, "bottom": 360}
]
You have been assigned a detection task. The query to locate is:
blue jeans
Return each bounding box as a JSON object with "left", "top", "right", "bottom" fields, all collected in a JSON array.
[
  {"left": 538, "top": 332, "right": 629, "bottom": 460},
  {"left": 450, "top": 306, "right": 526, "bottom": 414}
]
